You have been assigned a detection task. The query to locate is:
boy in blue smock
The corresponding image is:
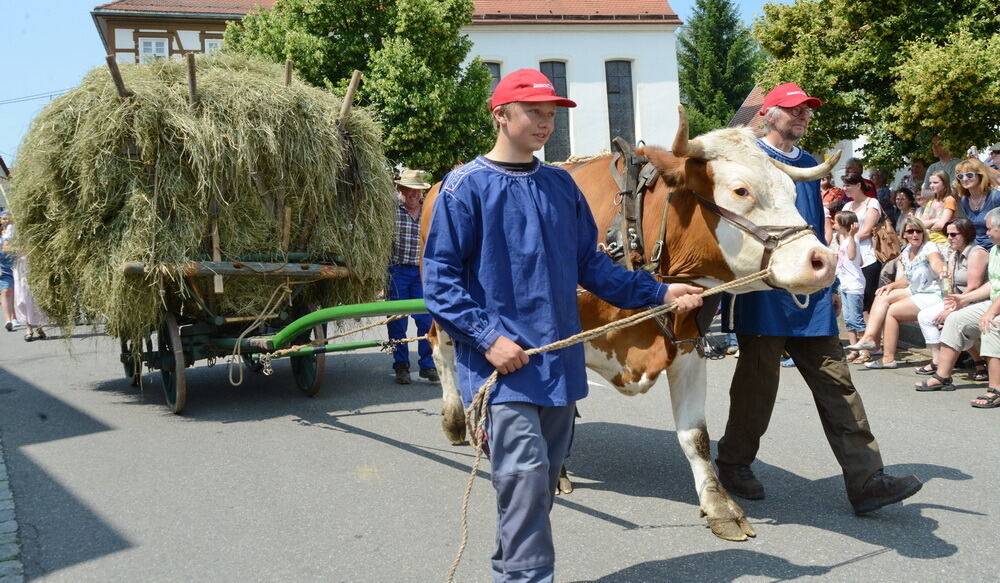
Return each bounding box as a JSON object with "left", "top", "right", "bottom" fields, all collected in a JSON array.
[{"left": 421, "top": 69, "right": 703, "bottom": 582}]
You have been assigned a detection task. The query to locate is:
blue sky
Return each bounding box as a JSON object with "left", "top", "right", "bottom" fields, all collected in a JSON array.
[{"left": 0, "top": 0, "right": 787, "bottom": 165}]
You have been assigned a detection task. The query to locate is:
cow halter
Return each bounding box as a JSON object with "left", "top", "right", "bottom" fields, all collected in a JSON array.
[{"left": 690, "top": 194, "right": 816, "bottom": 295}]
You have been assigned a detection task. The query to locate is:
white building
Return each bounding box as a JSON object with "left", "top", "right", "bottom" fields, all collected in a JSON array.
[{"left": 91, "top": 0, "right": 683, "bottom": 159}]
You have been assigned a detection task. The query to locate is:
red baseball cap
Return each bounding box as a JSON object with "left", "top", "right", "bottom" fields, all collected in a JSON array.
[
  {"left": 489, "top": 68, "right": 577, "bottom": 110},
  {"left": 759, "top": 82, "right": 822, "bottom": 115}
]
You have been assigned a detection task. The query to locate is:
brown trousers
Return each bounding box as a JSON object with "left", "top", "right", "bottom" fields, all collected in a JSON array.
[{"left": 716, "top": 334, "right": 884, "bottom": 498}]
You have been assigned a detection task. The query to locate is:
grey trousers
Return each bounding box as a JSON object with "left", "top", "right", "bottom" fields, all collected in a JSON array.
[
  {"left": 716, "top": 334, "right": 884, "bottom": 498},
  {"left": 486, "top": 402, "right": 576, "bottom": 583}
]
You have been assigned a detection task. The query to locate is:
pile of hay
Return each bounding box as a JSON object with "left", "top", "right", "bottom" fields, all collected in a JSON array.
[{"left": 9, "top": 55, "right": 395, "bottom": 344}]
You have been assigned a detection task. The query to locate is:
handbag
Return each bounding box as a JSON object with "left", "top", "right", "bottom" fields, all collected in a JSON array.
[{"left": 871, "top": 211, "right": 902, "bottom": 263}]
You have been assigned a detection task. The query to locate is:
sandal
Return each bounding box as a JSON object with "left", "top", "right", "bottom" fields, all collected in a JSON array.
[
  {"left": 967, "top": 360, "right": 988, "bottom": 382},
  {"left": 852, "top": 350, "right": 872, "bottom": 364},
  {"left": 971, "top": 388, "right": 1000, "bottom": 408},
  {"left": 23, "top": 333, "right": 35, "bottom": 342},
  {"left": 915, "top": 373, "right": 954, "bottom": 391},
  {"left": 845, "top": 350, "right": 859, "bottom": 362},
  {"left": 915, "top": 363, "right": 937, "bottom": 375}
]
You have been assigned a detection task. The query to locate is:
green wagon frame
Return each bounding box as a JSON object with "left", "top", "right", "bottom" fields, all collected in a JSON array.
[{"left": 119, "top": 255, "right": 427, "bottom": 414}]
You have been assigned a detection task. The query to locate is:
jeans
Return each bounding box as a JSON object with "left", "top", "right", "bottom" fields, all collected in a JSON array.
[
  {"left": 839, "top": 291, "right": 865, "bottom": 332},
  {"left": 386, "top": 264, "right": 434, "bottom": 370}
]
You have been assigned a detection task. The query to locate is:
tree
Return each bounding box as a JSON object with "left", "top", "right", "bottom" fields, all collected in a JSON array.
[
  {"left": 225, "top": 0, "right": 493, "bottom": 179},
  {"left": 753, "top": 0, "right": 1000, "bottom": 170},
  {"left": 676, "top": 0, "right": 764, "bottom": 137}
]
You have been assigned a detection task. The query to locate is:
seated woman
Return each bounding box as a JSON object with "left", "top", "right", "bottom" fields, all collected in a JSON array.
[
  {"left": 916, "top": 207, "right": 1000, "bottom": 407},
  {"left": 846, "top": 216, "right": 944, "bottom": 368},
  {"left": 954, "top": 157, "right": 1000, "bottom": 251},
  {"left": 914, "top": 219, "right": 988, "bottom": 376}
]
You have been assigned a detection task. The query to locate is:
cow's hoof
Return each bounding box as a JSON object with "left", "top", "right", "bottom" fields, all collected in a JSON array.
[
  {"left": 557, "top": 474, "right": 574, "bottom": 495},
  {"left": 705, "top": 516, "right": 756, "bottom": 541},
  {"left": 441, "top": 415, "right": 466, "bottom": 444},
  {"left": 451, "top": 440, "right": 469, "bottom": 447}
]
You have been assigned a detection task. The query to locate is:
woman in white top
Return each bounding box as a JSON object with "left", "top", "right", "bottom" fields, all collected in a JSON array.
[
  {"left": 847, "top": 216, "right": 944, "bottom": 368},
  {"left": 841, "top": 173, "right": 883, "bottom": 317},
  {"left": 914, "top": 218, "right": 988, "bottom": 376}
]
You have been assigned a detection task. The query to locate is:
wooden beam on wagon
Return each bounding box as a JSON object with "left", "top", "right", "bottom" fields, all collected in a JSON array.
[
  {"left": 338, "top": 70, "right": 363, "bottom": 126},
  {"left": 105, "top": 55, "right": 132, "bottom": 98}
]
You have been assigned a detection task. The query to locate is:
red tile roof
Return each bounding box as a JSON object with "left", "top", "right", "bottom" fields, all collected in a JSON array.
[
  {"left": 728, "top": 84, "right": 766, "bottom": 129},
  {"left": 94, "top": 0, "right": 680, "bottom": 22},
  {"left": 93, "top": 1, "right": 274, "bottom": 15},
  {"left": 474, "top": 1, "right": 680, "bottom": 22}
]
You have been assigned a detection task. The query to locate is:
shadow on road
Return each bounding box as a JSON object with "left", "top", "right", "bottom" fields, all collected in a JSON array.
[
  {"left": 566, "top": 421, "right": 970, "bottom": 562},
  {"left": 571, "top": 547, "right": 870, "bottom": 582},
  {"left": 0, "top": 367, "right": 132, "bottom": 578},
  {"left": 90, "top": 351, "right": 442, "bottom": 421}
]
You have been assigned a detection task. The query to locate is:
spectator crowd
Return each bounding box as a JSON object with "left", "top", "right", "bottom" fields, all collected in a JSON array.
[{"left": 820, "top": 142, "right": 1000, "bottom": 409}]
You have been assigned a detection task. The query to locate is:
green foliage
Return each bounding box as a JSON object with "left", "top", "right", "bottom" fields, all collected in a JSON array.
[
  {"left": 226, "top": 0, "right": 493, "bottom": 178},
  {"left": 677, "top": 0, "right": 764, "bottom": 136},
  {"left": 890, "top": 30, "right": 1000, "bottom": 157},
  {"left": 753, "top": 0, "right": 1000, "bottom": 170}
]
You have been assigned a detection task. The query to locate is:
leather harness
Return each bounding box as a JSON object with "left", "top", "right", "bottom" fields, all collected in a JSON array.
[{"left": 572, "top": 137, "right": 816, "bottom": 350}]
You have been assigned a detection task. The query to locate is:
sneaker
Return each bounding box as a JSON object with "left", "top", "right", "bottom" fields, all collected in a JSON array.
[
  {"left": 419, "top": 368, "right": 439, "bottom": 382},
  {"left": 780, "top": 357, "right": 795, "bottom": 367},
  {"left": 717, "top": 463, "right": 765, "bottom": 500},
  {"left": 864, "top": 360, "right": 898, "bottom": 369},
  {"left": 4, "top": 321, "right": 11, "bottom": 332},
  {"left": 850, "top": 471, "right": 922, "bottom": 514}
]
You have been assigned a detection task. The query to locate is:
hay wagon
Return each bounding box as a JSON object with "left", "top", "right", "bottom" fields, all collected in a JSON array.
[
  {"left": 11, "top": 55, "right": 414, "bottom": 414},
  {"left": 118, "top": 254, "right": 427, "bottom": 413}
]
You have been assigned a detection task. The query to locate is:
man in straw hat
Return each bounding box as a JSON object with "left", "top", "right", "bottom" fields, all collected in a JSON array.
[
  {"left": 717, "top": 82, "right": 922, "bottom": 515},
  {"left": 388, "top": 169, "right": 438, "bottom": 384},
  {"left": 422, "top": 68, "right": 703, "bottom": 581}
]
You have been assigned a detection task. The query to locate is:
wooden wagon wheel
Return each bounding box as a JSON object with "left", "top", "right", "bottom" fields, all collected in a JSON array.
[
  {"left": 289, "top": 304, "right": 326, "bottom": 396},
  {"left": 158, "top": 312, "right": 187, "bottom": 413}
]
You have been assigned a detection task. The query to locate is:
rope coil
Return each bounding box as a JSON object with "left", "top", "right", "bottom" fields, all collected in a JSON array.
[{"left": 446, "top": 267, "right": 774, "bottom": 583}]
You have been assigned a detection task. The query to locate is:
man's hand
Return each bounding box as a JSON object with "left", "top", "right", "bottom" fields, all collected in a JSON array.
[
  {"left": 664, "top": 283, "right": 704, "bottom": 314},
  {"left": 484, "top": 335, "right": 530, "bottom": 375}
]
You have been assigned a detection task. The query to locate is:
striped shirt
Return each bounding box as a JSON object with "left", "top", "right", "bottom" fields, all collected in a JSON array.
[{"left": 392, "top": 203, "right": 422, "bottom": 266}]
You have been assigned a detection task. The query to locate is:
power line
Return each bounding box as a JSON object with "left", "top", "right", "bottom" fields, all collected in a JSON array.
[{"left": 0, "top": 89, "right": 72, "bottom": 106}]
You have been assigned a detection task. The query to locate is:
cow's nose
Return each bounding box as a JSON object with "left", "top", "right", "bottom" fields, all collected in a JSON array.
[{"left": 806, "top": 247, "right": 837, "bottom": 285}]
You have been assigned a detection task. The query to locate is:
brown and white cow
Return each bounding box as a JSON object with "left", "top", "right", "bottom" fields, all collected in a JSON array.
[{"left": 421, "top": 108, "right": 838, "bottom": 541}]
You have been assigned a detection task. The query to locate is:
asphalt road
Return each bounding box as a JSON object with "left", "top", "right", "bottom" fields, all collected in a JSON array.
[{"left": 0, "top": 322, "right": 996, "bottom": 582}]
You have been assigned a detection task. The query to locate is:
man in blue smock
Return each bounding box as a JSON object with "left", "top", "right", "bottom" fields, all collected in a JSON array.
[
  {"left": 422, "top": 69, "right": 703, "bottom": 582},
  {"left": 717, "top": 83, "right": 922, "bottom": 515}
]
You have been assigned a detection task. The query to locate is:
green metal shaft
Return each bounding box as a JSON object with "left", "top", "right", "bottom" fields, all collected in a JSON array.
[{"left": 271, "top": 298, "right": 428, "bottom": 349}]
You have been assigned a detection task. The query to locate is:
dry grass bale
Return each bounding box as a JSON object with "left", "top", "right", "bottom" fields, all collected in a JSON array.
[{"left": 9, "top": 55, "right": 394, "bottom": 344}]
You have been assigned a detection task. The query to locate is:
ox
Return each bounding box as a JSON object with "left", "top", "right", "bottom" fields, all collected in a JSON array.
[{"left": 420, "top": 108, "right": 838, "bottom": 541}]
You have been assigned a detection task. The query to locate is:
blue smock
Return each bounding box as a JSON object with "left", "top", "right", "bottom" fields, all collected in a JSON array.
[
  {"left": 422, "top": 156, "right": 667, "bottom": 407},
  {"left": 722, "top": 139, "right": 838, "bottom": 337}
]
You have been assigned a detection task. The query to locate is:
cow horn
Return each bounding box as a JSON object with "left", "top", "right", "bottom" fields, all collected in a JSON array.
[
  {"left": 769, "top": 149, "right": 843, "bottom": 182},
  {"left": 672, "top": 105, "right": 706, "bottom": 159}
]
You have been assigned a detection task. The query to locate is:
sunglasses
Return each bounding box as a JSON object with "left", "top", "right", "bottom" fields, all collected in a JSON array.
[
  {"left": 904, "top": 229, "right": 922, "bottom": 235},
  {"left": 946, "top": 232, "right": 961, "bottom": 238},
  {"left": 957, "top": 172, "right": 979, "bottom": 181}
]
